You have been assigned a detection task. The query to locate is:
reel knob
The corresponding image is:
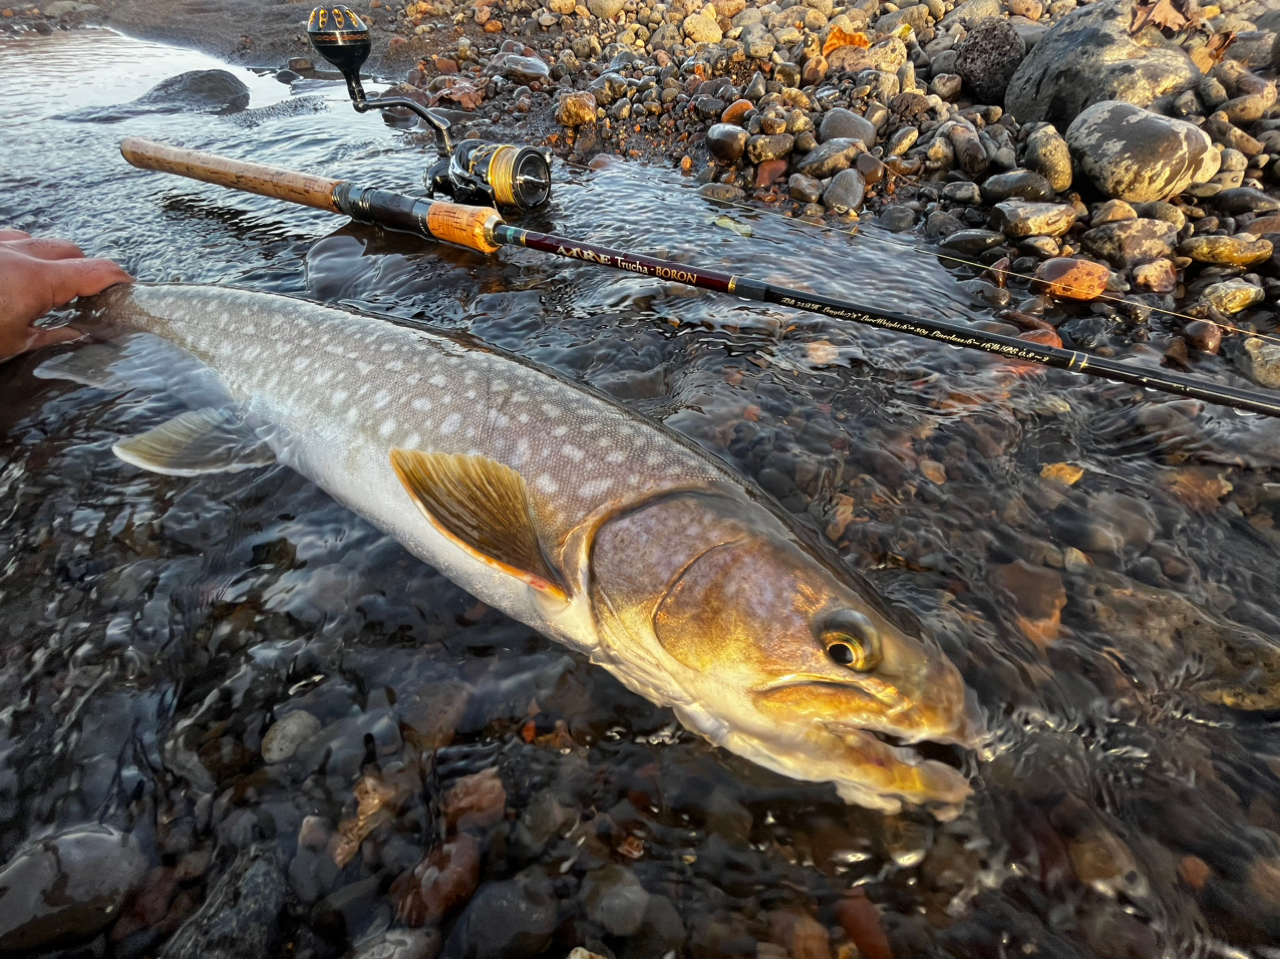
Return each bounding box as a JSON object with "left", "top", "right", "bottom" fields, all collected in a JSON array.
[{"left": 308, "top": 5, "right": 372, "bottom": 101}]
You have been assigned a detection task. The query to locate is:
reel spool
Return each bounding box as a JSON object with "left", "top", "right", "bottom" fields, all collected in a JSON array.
[{"left": 307, "top": 4, "right": 552, "bottom": 212}]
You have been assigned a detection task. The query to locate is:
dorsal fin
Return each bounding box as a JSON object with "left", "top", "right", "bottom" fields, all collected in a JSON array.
[
  {"left": 113, "top": 408, "right": 276, "bottom": 476},
  {"left": 389, "top": 449, "right": 567, "bottom": 600}
]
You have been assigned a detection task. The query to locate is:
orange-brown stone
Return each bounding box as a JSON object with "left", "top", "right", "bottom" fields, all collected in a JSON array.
[
  {"left": 1032, "top": 257, "right": 1109, "bottom": 300},
  {"left": 1018, "top": 328, "right": 1064, "bottom": 349},
  {"left": 720, "top": 98, "right": 753, "bottom": 125},
  {"left": 754, "top": 158, "right": 789, "bottom": 187}
]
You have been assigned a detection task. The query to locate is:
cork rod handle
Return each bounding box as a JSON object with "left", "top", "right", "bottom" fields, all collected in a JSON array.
[{"left": 120, "top": 137, "right": 344, "bottom": 213}]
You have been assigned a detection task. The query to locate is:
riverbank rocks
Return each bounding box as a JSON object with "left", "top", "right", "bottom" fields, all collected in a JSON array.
[
  {"left": 1066, "top": 101, "right": 1219, "bottom": 202},
  {"left": 982, "top": 169, "right": 1055, "bottom": 203},
  {"left": 707, "top": 123, "right": 749, "bottom": 161},
  {"left": 62, "top": 69, "right": 250, "bottom": 121},
  {"left": 824, "top": 168, "right": 866, "bottom": 213},
  {"left": 794, "top": 137, "right": 863, "bottom": 177},
  {"left": 818, "top": 108, "right": 876, "bottom": 148},
  {"left": 1033, "top": 257, "right": 1110, "bottom": 300},
  {"left": 555, "top": 91, "right": 597, "bottom": 126},
  {"left": 1242, "top": 337, "right": 1280, "bottom": 388},
  {"left": 954, "top": 18, "right": 1026, "bottom": 104},
  {"left": 1179, "top": 234, "right": 1274, "bottom": 267},
  {"left": 1082, "top": 218, "right": 1179, "bottom": 267},
  {"left": 1201, "top": 278, "right": 1265, "bottom": 314},
  {"left": 1023, "top": 125, "right": 1072, "bottom": 192},
  {"left": 990, "top": 200, "right": 1077, "bottom": 237},
  {"left": 0, "top": 826, "right": 148, "bottom": 951},
  {"left": 1004, "top": 0, "right": 1200, "bottom": 126}
]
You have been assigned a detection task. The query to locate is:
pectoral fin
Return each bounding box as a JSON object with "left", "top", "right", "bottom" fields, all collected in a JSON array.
[
  {"left": 114, "top": 408, "right": 276, "bottom": 476},
  {"left": 35, "top": 344, "right": 123, "bottom": 389},
  {"left": 390, "top": 449, "right": 567, "bottom": 601}
]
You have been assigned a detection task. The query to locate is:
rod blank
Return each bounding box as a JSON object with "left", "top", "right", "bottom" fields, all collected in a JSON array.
[{"left": 119, "top": 138, "right": 1280, "bottom": 419}]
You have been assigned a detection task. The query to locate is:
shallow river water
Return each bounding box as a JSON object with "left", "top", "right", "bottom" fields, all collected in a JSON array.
[{"left": 5, "top": 27, "right": 1280, "bottom": 959}]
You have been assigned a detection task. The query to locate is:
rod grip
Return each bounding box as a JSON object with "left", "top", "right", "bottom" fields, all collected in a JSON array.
[
  {"left": 120, "top": 136, "right": 344, "bottom": 213},
  {"left": 425, "top": 201, "right": 502, "bottom": 254}
]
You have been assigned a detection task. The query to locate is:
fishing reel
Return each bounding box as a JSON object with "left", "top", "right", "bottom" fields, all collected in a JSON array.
[{"left": 307, "top": 4, "right": 552, "bottom": 212}]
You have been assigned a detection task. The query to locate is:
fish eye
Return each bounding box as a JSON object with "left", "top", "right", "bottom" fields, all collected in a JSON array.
[{"left": 819, "top": 610, "right": 881, "bottom": 672}]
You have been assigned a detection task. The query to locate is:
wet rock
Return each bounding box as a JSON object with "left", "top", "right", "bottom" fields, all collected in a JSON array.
[
  {"left": 769, "top": 910, "right": 831, "bottom": 959},
  {"left": 1004, "top": 0, "right": 1201, "bottom": 126},
  {"left": 62, "top": 69, "right": 250, "bottom": 121},
  {"left": 1081, "top": 217, "right": 1178, "bottom": 267},
  {"left": 856, "top": 152, "right": 885, "bottom": 186},
  {"left": 1184, "top": 319, "right": 1222, "bottom": 353},
  {"left": 1179, "top": 234, "right": 1273, "bottom": 267},
  {"left": 720, "top": 99, "right": 753, "bottom": 125},
  {"left": 1131, "top": 258, "right": 1177, "bottom": 293},
  {"left": 396, "top": 833, "right": 480, "bottom": 926},
  {"left": 707, "top": 123, "right": 749, "bottom": 161},
  {"left": 990, "top": 200, "right": 1077, "bottom": 237},
  {"left": 261, "top": 709, "right": 320, "bottom": 763},
  {"left": 823, "top": 168, "right": 866, "bottom": 213},
  {"left": 619, "top": 895, "right": 685, "bottom": 959},
  {"left": 587, "top": 0, "right": 624, "bottom": 16},
  {"left": 818, "top": 107, "right": 876, "bottom": 147},
  {"left": 1024, "top": 124, "right": 1072, "bottom": 192},
  {"left": 789, "top": 173, "right": 823, "bottom": 204},
  {"left": 160, "top": 846, "right": 285, "bottom": 959},
  {"left": 444, "top": 767, "right": 507, "bottom": 831},
  {"left": 746, "top": 133, "right": 794, "bottom": 163},
  {"left": 993, "top": 559, "right": 1066, "bottom": 645},
  {"left": 487, "top": 53, "right": 550, "bottom": 84},
  {"left": 794, "top": 137, "right": 864, "bottom": 177},
  {"left": 878, "top": 205, "right": 916, "bottom": 232},
  {"left": 0, "top": 826, "right": 148, "bottom": 951},
  {"left": 1242, "top": 337, "right": 1280, "bottom": 388},
  {"left": 555, "top": 91, "right": 597, "bottom": 127},
  {"left": 835, "top": 890, "right": 893, "bottom": 959},
  {"left": 954, "top": 18, "right": 1025, "bottom": 103},
  {"left": 582, "top": 864, "right": 650, "bottom": 936},
  {"left": 1091, "top": 198, "right": 1137, "bottom": 227},
  {"left": 1033, "top": 257, "right": 1110, "bottom": 300},
  {"left": 1066, "top": 101, "right": 1219, "bottom": 202},
  {"left": 982, "top": 169, "right": 1055, "bottom": 203},
  {"left": 938, "top": 228, "right": 1006, "bottom": 254},
  {"left": 944, "top": 181, "right": 983, "bottom": 205},
  {"left": 1215, "top": 187, "right": 1280, "bottom": 215},
  {"left": 443, "top": 870, "right": 558, "bottom": 959},
  {"left": 699, "top": 183, "right": 746, "bottom": 202},
  {"left": 1201, "top": 278, "right": 1265, "bottom": 314},
  {"left": 352, "top": 927, "right": 442, "bottom": 959}
]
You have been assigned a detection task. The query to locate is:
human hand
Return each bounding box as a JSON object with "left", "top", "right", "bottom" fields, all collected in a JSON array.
[{"left": 0, "top": 230, "right": 134, "bottom": 362}]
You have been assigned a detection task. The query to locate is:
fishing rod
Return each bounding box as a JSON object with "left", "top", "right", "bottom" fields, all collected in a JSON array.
[{"left": 118, "top": 134, "right": 1280, "bottom": 419}]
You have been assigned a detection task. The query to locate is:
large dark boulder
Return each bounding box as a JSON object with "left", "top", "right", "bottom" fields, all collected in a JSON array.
[
  {"left": 1004, "top": 0, "right": 1199, "bottom": 126},
  {"left": 61, "top": 69, "right": 251, "bottom": 122}
]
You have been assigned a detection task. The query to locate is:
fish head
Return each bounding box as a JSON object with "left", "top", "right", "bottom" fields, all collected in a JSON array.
[{"left": 589, "top": 492, "right": 983, "bottom": 817}]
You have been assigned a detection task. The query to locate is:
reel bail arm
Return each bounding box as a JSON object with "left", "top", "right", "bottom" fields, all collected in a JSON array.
[{"left": 306, "top": 4, "right": 551, "bottom": 212}]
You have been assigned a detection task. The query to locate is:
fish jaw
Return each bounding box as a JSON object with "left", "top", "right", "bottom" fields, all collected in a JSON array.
[{"left": 587, "top": 490, "right": 984, "bottom": 816}]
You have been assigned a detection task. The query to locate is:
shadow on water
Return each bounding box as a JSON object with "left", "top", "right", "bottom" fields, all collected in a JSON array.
[{"left": 4, "top": 25, "right": 1280, "bottom": 959}]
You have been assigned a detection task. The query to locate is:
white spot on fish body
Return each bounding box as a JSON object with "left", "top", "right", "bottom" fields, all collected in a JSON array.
[
  {"left": 551, "top": 425, "right": 568, "bottom": 437},
  {"left": 580, "top": 477, "right": 614, "bottom": 497},
  {"left": 378, "top": 420, "right": 395, "bottom": 437},
  {"left": 562, "top": 445, "right": 584, "bottom": 462},
  {"left": 374, "top": 390, "right": 392, "bottom": 410},
  {"left": 429, "top": 374, "right": 447, "bottom": 388},
  {"left": 411, "top": 397, "right": 433, "bottom": 412},
  {"left": 540, "top": 403, "right": 561, "bottom": 419},
  {"left": 536, "top": 474, "right": 558, "bottom": 494},
  {"left": 440, "top": 412, "right": 461, "bottom": 435},
  {"left": 605, "top": 450, "right": 624, "bottom": 464}
]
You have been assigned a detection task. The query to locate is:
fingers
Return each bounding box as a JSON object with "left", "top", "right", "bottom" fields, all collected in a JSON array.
[
  {"left": 6, "top": 237, "right": 86, "bottom": 262},
  {"left": 0, "top": 229, "right": 32, "bottom": 242},
  {"left": 44, "top": 257, "right": 135, "bottom": 309}
]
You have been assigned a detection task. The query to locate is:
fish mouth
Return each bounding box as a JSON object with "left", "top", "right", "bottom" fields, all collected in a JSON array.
[{"left": 823, "top": 721, "right": 974, "bottom": 809}]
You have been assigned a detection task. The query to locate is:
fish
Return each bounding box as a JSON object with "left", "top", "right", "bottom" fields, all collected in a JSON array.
[{"left": 42, "top": 283, "right": 984, "bottom": 818}]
